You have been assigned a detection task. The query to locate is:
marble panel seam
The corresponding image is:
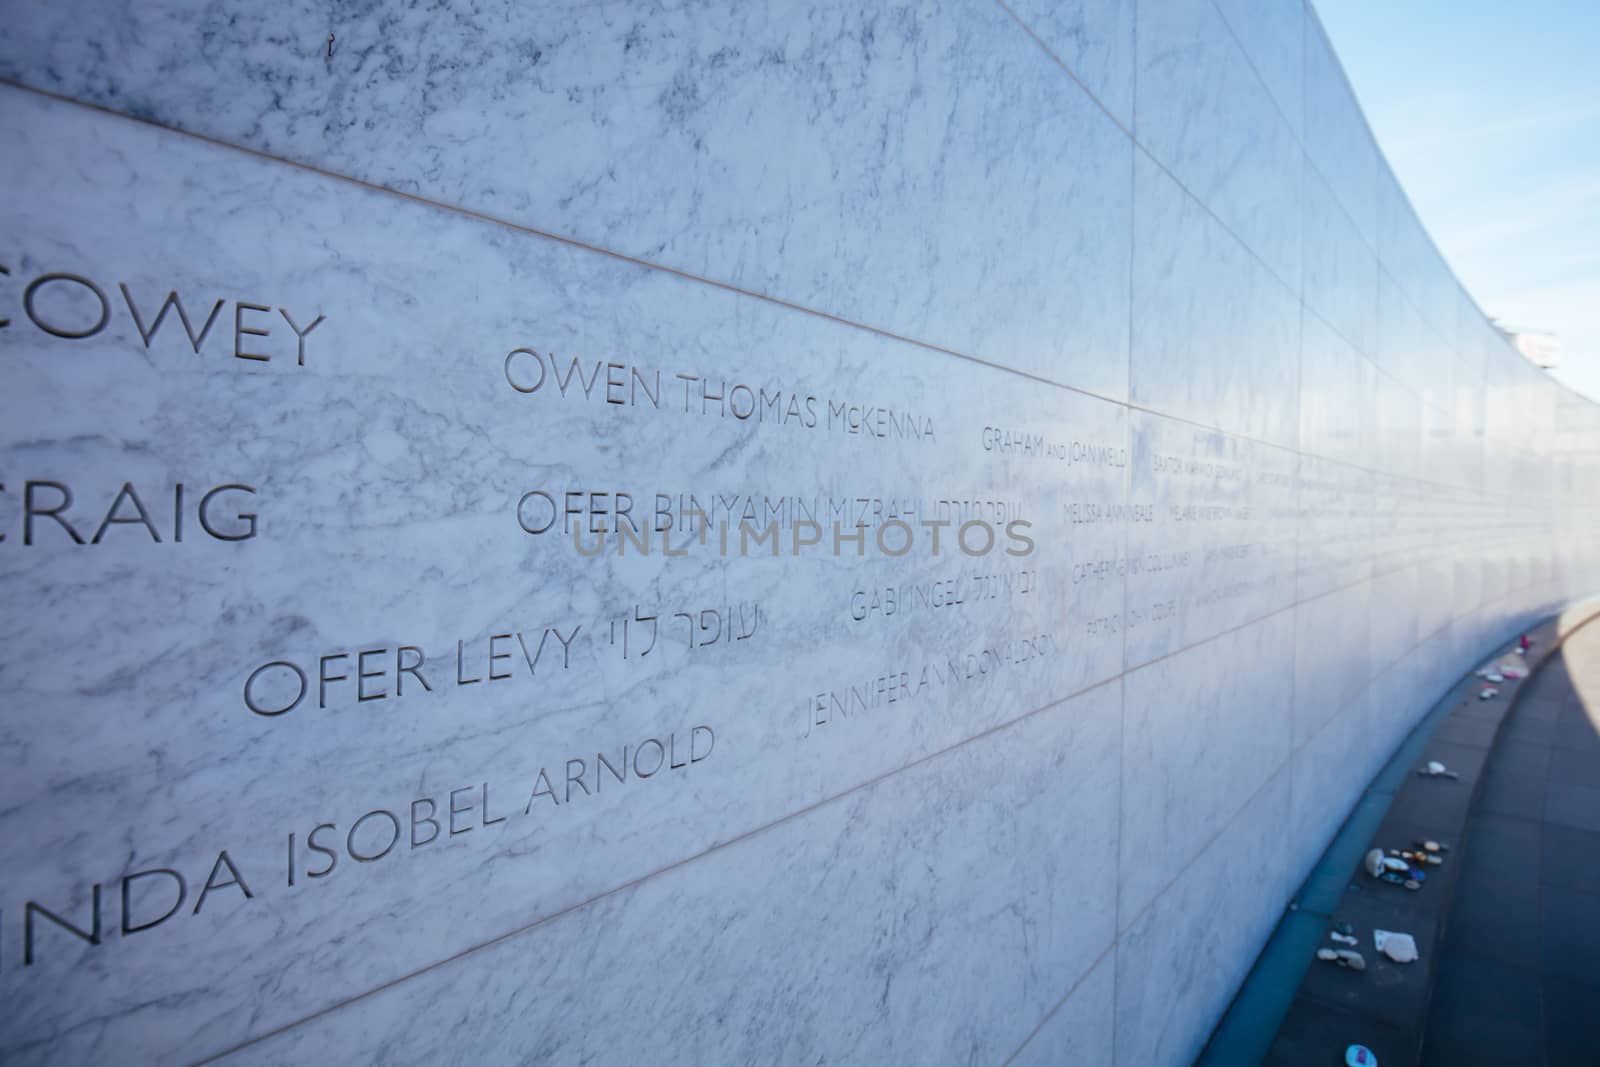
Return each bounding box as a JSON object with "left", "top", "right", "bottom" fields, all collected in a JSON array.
[
  {"left": 1204, "top": 0, "right": 1304, "bottom": 155},
  {"left": 1291, "top": 305, "right": 1307, "bottom": 602},
  {"left": 1376, "top": 263, "right": 1474, "bottom": 386},
  {"left": 1299, "top": 141, "right": 1386, "bottom": 330},
  {"left": 1121, "top": 551, "right": 1503, "bottom": 680},
  {"left": 53, "top": 30, "right": 1527, "bottom": 439},
  {"left": 1003, "top": 4, "right": 1316, "bottom": 352},
  {"left": 168, "top": 561, "right": 1482, "bottom": 1061},
  {"left": 1300, "top": 2, "right": 1493, "bottom": 350},
  {"left": 0, "top": 79, "right": 1505, "bottom": 503},
  {"left": 1289, "top": 689, "right": 1354, "bottom": 766},
  {"left": 1299, "top": 3, "right": 1386, "bottom": 257},
  {"left": 1416, "top": 612, "right": 1456, "bottom": 650},
  {"left": 1206, "top": 0, "right": 1397, "bottom": 334},
  {"left": 0, "top": 24, "right": 1547, "bottom": 462},
  {"left": 1368, "top": 602, "right": 1479, "bottom": 685},
  {"left": 1303, "top": 279, "right": 1434, "bottom": 411},
  {"left": 1291, "top": 5, "right": 1538, "bottom": 374},
  {"left": 0, "top": 79, "right": 1130, "bottom": 412},
  {"left": 1126, "top": 138, "right": 1308, "bottom": 331},
  {"left": 1122, "top": 0, "right": 1139, "bottom": 686},
  {"left": 181, "top": 553, "right": 1458, "bottom": 1060},
  {"left": 2, "top": 26, "right": 1588, "bottom": 1061},
  {"left": 175, "top": 668, "right": 1122, "bottom": 1064},
  {"left": 1115, "top": 16, "right": 1136, "bottom": 1063},
  {"left": 1112, "top": 740, "right": 1292, "bottom": 940},
  {"left": 1115, "top": 135, "right": 1495, "bottom": 478},
  {"left": 993, "top": 0, "right": 1134, "bottom": 141},
  {"left": 998, "top": 942, "right": 1118, "bottom": 1067}
]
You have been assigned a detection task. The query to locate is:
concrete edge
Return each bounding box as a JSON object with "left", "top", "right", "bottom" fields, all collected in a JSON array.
[{"left": 1195, "top": 602, "right": 1600, "bottom": 1067}]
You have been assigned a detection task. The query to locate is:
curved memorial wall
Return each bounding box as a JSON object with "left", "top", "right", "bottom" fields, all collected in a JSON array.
[{"left": 2, "top": 1, "right": 1598, "bottom": 1064}]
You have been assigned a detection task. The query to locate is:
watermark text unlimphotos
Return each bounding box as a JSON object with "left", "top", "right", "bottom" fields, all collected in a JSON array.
[{"left": 561, "top": 508, "right": 1035, "bottom": 559}]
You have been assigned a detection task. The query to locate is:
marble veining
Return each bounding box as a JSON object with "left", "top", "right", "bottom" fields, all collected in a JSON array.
[
  {"left": 1, "top": 1, "right": 1598, "bottom": 1064},
  {"left": 0, "top": 0, "right": 1136, "bottom": 400}
]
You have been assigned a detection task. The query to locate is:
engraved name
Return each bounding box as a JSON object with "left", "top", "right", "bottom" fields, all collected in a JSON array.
[
  {"left": 0, "top": 480, "right": 259, "bottom": 545},
  {"left": 981, "top": 428, "right": 1128, "bottom": 467},
  {"left": 504, "top": 346, "right": 933, "bottom": 442},
  {"left": 4, "top": 724, "right": 716, "bottom": 972},
  {"left": 0, "top": 264, "right": 324, "bottom": 366}
]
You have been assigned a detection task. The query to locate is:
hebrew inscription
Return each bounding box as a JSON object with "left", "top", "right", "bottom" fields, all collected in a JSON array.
[{"left": 0, "top": 90, "right": 1132, "bottom": 1059}]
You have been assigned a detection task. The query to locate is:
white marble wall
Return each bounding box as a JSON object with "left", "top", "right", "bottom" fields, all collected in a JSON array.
[{"left": 0, "top": 2, "right": 1596, "bottom": 1064}]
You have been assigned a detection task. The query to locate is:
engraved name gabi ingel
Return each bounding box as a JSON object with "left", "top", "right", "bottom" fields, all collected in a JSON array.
[
  {"left": 0, "top": 725, "right": 715, "bottom": 972},
  {"left": 849, "top": 566, "right": 1037, "bottom": 622},
  {"left": 0, "top": 481, "right": 260, "bottom": 545},
  {"left": 0, "top": 264, "right": 325, "bottom": 366},
  {"left": 502, "top": 345, "right": 934, "bottom": 442}
]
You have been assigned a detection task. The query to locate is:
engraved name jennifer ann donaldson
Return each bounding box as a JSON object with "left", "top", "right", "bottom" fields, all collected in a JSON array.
[
  {"left": 801, "top": 631, "right": 1055, "bottom": 740},
  {"left": 0, "top": 726, "right": 714, "bottom": 972}
]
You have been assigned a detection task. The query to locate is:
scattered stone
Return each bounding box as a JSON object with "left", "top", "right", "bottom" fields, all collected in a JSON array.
[
  {"left": 1364, "top": 849, "right": 1385, "bottom": 878},
  {"left": 1346, "top": 1043, "right": 1379, "bottom": 1066},
  {"left": 1388, "top": 847, "right": 1441, "bottom": 866},
  {"left": 1375, "top": 930, "right": 1419, "bottom": 963},
  {"left": 1317, "top": 947, "right": 1368, "bottom": 971}
]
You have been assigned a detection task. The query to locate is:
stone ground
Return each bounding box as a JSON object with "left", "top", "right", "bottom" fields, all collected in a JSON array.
[
  {"left": 1209, "top": 613, "right": 1600, "bottom": 1067},
  {"left": 1421, "top": 621, "right": 1600, "bottom": 1066}
]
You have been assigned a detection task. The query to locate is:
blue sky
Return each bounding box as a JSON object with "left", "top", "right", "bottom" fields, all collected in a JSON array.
[{"left": 1315, "top": 0, "right": 1600, "bottom": 401}]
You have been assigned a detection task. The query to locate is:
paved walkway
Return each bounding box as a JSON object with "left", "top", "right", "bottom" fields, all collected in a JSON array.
[{"left": 1421, "top": 621, "right": 1600, "bottom": 1065}]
